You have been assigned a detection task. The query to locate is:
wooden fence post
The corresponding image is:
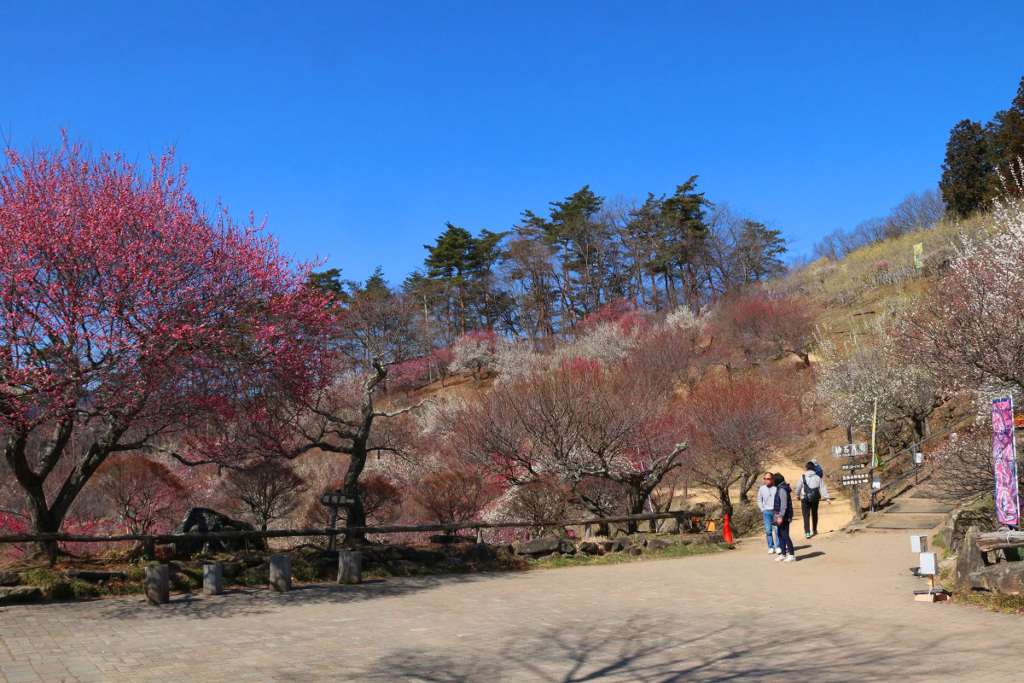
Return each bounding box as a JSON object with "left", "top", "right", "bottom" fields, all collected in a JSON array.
[
  {"left": 269, "top": 554, "right": 291, "bottom": 592},
  {"left": 338, "top": 551, "right": 362, "bottom": 585},
  {"left": 145, "top": 565, "right": 169, "bottom": 605}
]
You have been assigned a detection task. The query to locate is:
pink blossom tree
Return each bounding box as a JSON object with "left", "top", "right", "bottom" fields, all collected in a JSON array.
[{"left": 0, "top": 138, "right": 329, "bottom": 550}]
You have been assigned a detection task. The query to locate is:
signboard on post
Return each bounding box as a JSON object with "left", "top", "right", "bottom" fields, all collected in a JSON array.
[
  {"left": 832, "top": 443, "right": 868, "bottom": 458},
  {"left": 320, "top": 492, "right": 354, "bottom": 508},
  {"left": 842, "top": 473, "right": 871, "bottom": 486},
  {"left": 841, "top": 462, "right": 868, "bottom": 471},
  {"left": 320, "top": 491, "right": 354, "bottom": 552}
]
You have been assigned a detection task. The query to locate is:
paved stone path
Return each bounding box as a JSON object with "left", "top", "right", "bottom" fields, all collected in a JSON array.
[{"left": 2, "top": 531, "right": 1023, "bottom": 682}]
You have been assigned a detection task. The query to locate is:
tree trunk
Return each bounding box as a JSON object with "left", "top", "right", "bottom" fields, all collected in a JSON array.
[
  {"left": 718, "top": 486, "right": 733, "bottom": 532},
  {"left": 342, "top": 440, "right": 369, "bottom": 542},
  {"left": 625, "top": 485, "right": 647, "bottom": 534},
  {"left": 738, "top": 473, "right": 752, "bottom": 503}
]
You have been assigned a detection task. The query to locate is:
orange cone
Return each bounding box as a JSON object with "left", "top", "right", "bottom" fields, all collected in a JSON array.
[{"left": 723, "top": 514, "right": 734, "bottom": 544}]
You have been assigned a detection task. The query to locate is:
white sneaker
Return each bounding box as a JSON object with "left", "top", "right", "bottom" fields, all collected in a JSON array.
[
  {"left": 768, "top": 548, "right": 776, "bottom": 554},
  {"left": 784, "top": 555, "right": 796, "bottom": 563},
  {"left": 775, "top": 554, "right": 786, "bottom": 561}
]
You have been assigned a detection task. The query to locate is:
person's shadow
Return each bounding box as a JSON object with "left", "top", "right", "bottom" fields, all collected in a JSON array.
[{"left": 796, "top": 551, "right": 825, "bottom": 561}]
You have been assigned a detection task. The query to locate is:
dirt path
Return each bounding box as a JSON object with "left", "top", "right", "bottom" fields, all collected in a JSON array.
[{"left": 2, "top": 529, "right": 1022, "bottom": 682}]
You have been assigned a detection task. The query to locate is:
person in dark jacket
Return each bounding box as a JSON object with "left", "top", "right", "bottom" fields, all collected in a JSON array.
[{"left": 772, "top": 473, "right": 796, "bottom": 562}]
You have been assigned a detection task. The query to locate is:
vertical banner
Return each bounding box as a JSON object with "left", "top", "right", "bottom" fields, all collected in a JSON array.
[
  {"left": 913, "top": 243, "right": 924, "bottom": 269},
  {"left": 871, "top": 398, "right": 883, "bottom": 471},
  {"left": 992, "top": 397, "right": 1020, "bottom": 527}
]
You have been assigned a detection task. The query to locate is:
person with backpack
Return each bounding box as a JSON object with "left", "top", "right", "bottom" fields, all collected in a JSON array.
[
  {"left": 794, "top": 461, "right": 831, "bottom": 538},
  {"left": 771, "top": 473, "right": 795, "bottom": 562},
  {"left": 757, "top": 472, "right": 780, "bottom": 554}
]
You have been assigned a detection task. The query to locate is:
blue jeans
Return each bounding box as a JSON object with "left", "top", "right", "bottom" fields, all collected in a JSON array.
[
  {"left": 777, "top": 519, "right": 795, "bottom": 556},
  {"left": 762, "top": 510, "right": 779, "bottom": 549}
]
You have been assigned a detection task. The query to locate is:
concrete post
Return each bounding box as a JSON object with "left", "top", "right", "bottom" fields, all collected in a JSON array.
[
  {"left": 269, "top": 554, "right": 291, "bottom": 592},
  {"left": 203, "top": 564, "right": 222, "bottom": 595},
  {"left": 145, "top": 565, "right": 170, "bottom": 605},
  {"left": 338, "top": 551, "right": 362, "bottom": 585}
]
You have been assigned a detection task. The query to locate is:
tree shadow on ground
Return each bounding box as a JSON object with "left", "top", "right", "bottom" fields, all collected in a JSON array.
[
  {"left": 86, "top": 572, "right": 489, "bottom": 621},
  {"left": 358, "top": 617, "right": 972, "bottom": 683}
]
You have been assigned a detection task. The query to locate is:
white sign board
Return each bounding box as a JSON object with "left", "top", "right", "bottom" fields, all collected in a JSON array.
[
  {"left": 832, "top": 442, "right": 869, "bottom": 458},
  {"left": 841, "top": 473, "right": 871, "bottom": 486}
]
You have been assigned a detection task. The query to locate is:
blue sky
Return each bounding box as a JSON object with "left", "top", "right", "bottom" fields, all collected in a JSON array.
[{"left": 2, "top": 2, "right": 1023, "bottom": 283}]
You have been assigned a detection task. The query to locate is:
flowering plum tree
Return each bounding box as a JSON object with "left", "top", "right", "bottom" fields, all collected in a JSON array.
[
  {"left": 92, "top": 456, "right": 186, "bottom": 537},
  {"left": 685, "top": 375, "right": 795, "bottom": 522},
  {"left": 899, "top": 160, "right": 1024, "bottom": 397},
  {"left": 451, "top": 360, "right": 688, "bottom": 531},
  {"left": 0, "top": 139, "right": 329, "bottom": 548}
]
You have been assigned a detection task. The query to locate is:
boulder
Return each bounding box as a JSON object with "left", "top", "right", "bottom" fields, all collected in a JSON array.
[
  {"left": 221, "top": 562, "right": 243, "bottom": 579},
  {"left": 429, "top": 534, "right": 476, "bottom": 545},
  {"left": 970, "top": 563, "right": 1024, "bottom": 595},
  {"left": 0, "top": 570, "right": 20, "bottom": 586},
  {"left": 608, "top": 537, "right": 634, "bottom": 553},
  {"left": 628, "top": 547, "right": 643, "bottom": 556},
  {"left": 228, "top": 554, "right": 265, "bottom": 568},
  {"left": 955, "top": 526, "right": 988, "bottom": 589},
  {"left": 172, "top": 508, "right": 267, "bottom": 555},
  {"left": 0, "top": 586, "right": 43, "bottom": 604},
  {"left": 442, "top": 556, "right": 462, "bottom": 568},
  {"left": 647, "top": 538, "right": 676, "bottom": 551},
  {"left": 407, "top": 549, "right": 447, "bottom": 566},
  {"left": 558, "top": 540, "right": 577, "bottom": 555},
  {"left": 515, "top": 537, "right": 561, "bottom": 557},
  {"left": 64, "top": 569, "right": 127, "bottom": 583},
  {"left": 461, "top": 544, "right": 497, "bottom": 564},
  {"left": 599, "top": 540, "right": 615, "bottom": 553},
  {"left": 577, "top": 541, "right": 601, "bottom": 556}
]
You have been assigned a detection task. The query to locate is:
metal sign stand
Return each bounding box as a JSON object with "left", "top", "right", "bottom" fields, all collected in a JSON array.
[{"left": 321, "top": 491, "right": 354, "bottom": 552}]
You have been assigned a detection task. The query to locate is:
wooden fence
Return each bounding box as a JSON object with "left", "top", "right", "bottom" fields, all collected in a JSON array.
[{"left": 0, "top": 511, "right": 719, "bottom": 547}]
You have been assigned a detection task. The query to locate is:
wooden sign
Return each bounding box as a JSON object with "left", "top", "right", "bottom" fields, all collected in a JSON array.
[
  {"left": 320, "top": 492, "right": 353, "bottom": 507},
  {"left": 832, "top": 443, "right": 868, "bottom": 458}
]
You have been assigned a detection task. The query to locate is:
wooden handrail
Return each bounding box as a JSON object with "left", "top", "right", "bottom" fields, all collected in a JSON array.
[{"left": 0, "top": 511, "right": 711, "bottom": 545}]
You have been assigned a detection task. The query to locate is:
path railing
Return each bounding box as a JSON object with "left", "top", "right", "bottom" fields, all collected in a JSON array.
[
  {"left": 870, "top": 415, "right": 975, "bottom": 508},
  {"left": 0, "top": 511, "right": 721, "bottom": 548}
]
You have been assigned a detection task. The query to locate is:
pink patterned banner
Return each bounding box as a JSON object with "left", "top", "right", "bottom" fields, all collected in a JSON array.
[{"left": 992, "top": 397, "right": 1020, "bottom": 527}]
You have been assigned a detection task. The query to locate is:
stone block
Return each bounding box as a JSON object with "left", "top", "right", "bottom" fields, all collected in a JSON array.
[
  {"left": 955, "top": 526, "right": 987, "bottom": 589},
  {"left": 461, "top": 544, "right": 497, "bottom": 564},
  {"left": 969, "top": 563, "right": 1024, "bottom": 595},
  {"left": 338, "top": 551, "right": 362, "bottom": 585},
  {"left": 269, "top": 554, "right": 291, "bottom": 592},
  {"left": 203, "top": 564, "right": 222, "bottom": 595},
  {"left": 0, "top": 586, "right": 42, "bottom": 604},
  {"left": 65, "top": 569, "right": 127, "bottom": 583},
  {"left": 145, "top": 565, "right": 170, "bottom": 605},
  {"left": 0, "top": 570, "right": 20, "bottom": 586},
  {"left": 515, "top": 537, "right": 561, "bottom": 556}
]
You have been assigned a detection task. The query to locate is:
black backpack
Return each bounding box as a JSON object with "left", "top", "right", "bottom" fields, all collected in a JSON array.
[{"left": 802, "top": 474, "right": 821, "bottom": 503}]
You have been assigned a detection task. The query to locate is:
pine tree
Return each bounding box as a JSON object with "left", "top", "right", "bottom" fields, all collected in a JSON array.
[
  {"left": 661, "top": 176, "right": 709, "bottom": 311},
  {"left": 424, "top": 223, "right": 476, "bottom": 338},
  {"left": 734, "top": 220, "right": 787, "bottom": 282},
  {"left": 940, "top": 119, "right": 993, "bottom": 218},
  {"left": 989, "top": 76, "right": 1024, "bottom": 177}
]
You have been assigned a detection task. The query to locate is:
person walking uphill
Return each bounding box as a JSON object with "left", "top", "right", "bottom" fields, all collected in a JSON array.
[
  {"left": 772, "top": 473, "right": 795, "bottom": 562},
  {"left": 757, "top": 473, "right": 780, "bottom": 554},
  {"left": 794, "top": 461, "right": 831, "bottom": 538}
]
